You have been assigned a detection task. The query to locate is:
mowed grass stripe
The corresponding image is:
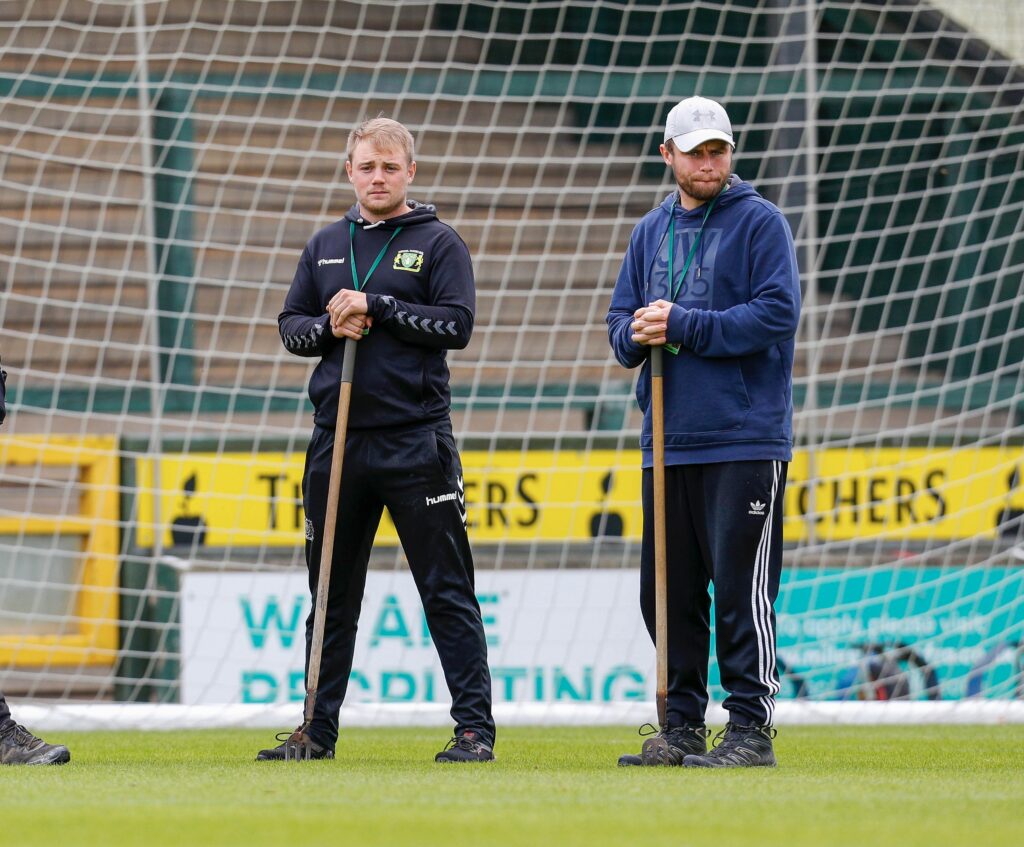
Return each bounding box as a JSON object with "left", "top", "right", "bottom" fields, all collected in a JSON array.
[{"left": 2, "top": 725, "right": 1021, "bottom": 847}]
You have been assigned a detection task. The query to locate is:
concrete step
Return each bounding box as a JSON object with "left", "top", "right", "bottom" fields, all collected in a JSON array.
[
  {"left": 27, "top": 159, "right": 640, "bottom": 208},
  {"left": 3, "top": 258, "right": 620, "bottom": 306},
  {"left": 2, "top": 206, "right": 640, "bottom": 263}
]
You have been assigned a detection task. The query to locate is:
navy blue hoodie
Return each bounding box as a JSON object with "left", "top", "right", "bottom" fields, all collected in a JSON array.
[
  {"left": 279, "top": 201, "right": 474, "bottom": 430},
  {"left": 606, "top": 176, "right": 801, "bottom": 467}
]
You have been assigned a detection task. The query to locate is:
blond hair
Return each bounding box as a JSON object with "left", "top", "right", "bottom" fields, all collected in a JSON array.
[{"left": 346, "top": 117, "right": 415, "bottom": 164}]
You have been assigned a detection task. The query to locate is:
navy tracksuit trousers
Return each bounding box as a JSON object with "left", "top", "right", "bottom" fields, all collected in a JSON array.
[
  {"left": 641, "top": 460, "right": 787, "bottom": 728},
  {"left": 301, "top": 419, "right": 495, "bottom": 749}
]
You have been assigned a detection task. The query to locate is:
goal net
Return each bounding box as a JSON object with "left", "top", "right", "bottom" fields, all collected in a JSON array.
[{"left": 1, "top": 0, "right": 1023, "bottom": 728}]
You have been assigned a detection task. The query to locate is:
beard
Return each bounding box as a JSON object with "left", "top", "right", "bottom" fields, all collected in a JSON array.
[
  {"left": 361, "top": 193, "right": 407, "bottom": 218},
  {"left": 678, "top": 173, "right": 727, "bottom": 203}
]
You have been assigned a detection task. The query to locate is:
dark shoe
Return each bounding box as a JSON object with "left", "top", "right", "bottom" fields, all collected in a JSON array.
[
  {"left": 256, "top": 726, "right": 334, "bottom": 761},
  {"left": 0, "top": 720, "right": 71, "bottom": 765},
  {"left": 618, "top": 723, "right": 708, "bottom": 766},
  {"left": 435, "top": 730, "right": 494, "bottom": 763},
  {"left": 683, "top": 722, "right": 777, "bottom": 768}
]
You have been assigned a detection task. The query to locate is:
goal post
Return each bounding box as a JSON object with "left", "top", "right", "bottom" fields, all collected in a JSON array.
[{"left": 1, "top": 0, "right": 1023, "bottom": 726}]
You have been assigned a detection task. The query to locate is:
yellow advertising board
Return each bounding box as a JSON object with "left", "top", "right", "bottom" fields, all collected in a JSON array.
[
  {"left": 135, "top": 450, "right": 640, "bottom": 547},
  {"left": 0, "top": 436, "right": 119, "bottom": 666},
  {"left": 785, "top": 447, "right": 1023, "bottom": 541},
  {"left": 135, "top": 447, "right": 1024, "bottom": 548}
]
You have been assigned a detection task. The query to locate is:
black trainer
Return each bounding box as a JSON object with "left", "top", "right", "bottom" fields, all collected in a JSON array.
[
  {"left": 683, "top": 722, "right": 777, "bottom": 768},
  {"left": 0, "top": 720, "right": 71, "bottom": 766},
  {"left": 256, "top": 726, "right": 334, "bottom": 761},
  {"left": 435, "top": 730, "right": 494, "bottom": 763},
  {"left": 618, "top": 723, "right": 708, "bottom": 766}
]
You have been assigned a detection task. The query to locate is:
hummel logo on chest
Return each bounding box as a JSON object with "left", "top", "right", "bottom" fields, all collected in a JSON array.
[
  {"left": 317, "top": 258, "right": 346, "bottom": 267},
  {"left": 748, "top": 500, "right": 766, "bottom": 516}
]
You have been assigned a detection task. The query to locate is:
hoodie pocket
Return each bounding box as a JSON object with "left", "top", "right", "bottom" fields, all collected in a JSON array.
[{"left": 666, "top": 356, "right": 751, "bottom": 435}]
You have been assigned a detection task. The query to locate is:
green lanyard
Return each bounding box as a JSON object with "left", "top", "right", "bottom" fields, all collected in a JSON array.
[
  {"left": 662, "top": 195, "right": 718, "bottom": 355},
  {"left": 666, "top": 193, "right": 718, "bottom": 303},
  {"left": 349, "top": 221, "right": 403, "bottom": 291}
]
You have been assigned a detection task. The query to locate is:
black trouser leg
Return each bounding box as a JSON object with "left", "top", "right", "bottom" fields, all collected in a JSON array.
[
  {"left": 640, "top": 466, "right": 712, "bottom": 727},
  {"left": 0, "top": 691, "right": 10, "bottom": 725},
  {"left": 381, "top": 424, "right": 495, "bottom": 747},
  {"left": 641, "top": 461, "right": 788, "bottom": 728},
  {"left": 301, "top": 425, "right": 381, "bottom": 749},
  {"left": 704, "top": 460, "right": 788, "bottom": 727}
]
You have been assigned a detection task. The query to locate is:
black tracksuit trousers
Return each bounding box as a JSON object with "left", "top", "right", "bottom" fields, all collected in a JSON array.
[
  {"left": 301, "top": 419, "right": 495, "bottom": 749},
  {"left": 0, "top": 692, "right": 9, "bottom": 725},
  {"left": 641, "top": 460, "right": 787, "bottom": 728}
]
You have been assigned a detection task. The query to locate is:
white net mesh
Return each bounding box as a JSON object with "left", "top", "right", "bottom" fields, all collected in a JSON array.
[{"left": 1, "top": 0, "right": 1023, "bottom": 722}]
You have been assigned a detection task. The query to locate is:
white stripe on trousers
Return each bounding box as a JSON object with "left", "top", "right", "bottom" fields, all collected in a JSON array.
[{"left": 750, "top": 460, "right": 782, "bottom": 726}]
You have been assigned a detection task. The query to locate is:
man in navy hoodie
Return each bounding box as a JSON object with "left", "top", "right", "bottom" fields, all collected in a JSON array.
[
  {"left": 607, "top": 97, "right": 800, "bottom": 767},
  {"left": 258, "top": 118, "right": 495, "bottom": 764}
]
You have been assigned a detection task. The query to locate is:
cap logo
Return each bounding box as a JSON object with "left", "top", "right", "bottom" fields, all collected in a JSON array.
[{"left": 691, "top": 109, "right": 713, "bottom": 125}]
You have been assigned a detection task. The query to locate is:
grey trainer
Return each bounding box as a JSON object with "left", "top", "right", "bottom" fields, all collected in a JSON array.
[
  {"left": 435, "top": 731, "right": 495, "bottom": 762},
  {"left": 618, "top": 723, "right": 708, "bottom": 766},
  {"left": 0, "top": 720, "right": 71, "bottom": 766},
  {"left": 256, "top": 726, "right": 334, "bottom": 761},
  {"left": 682, "top": 722, "right": 777, "bottom": 768}
]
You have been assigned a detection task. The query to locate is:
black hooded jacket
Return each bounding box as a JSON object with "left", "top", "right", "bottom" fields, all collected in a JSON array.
[{"left": 278, "top": 201, "right": 475, "bottom": 430}]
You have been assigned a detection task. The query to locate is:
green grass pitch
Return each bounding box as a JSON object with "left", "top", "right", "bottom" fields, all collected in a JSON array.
[{"left": 2, "top": 725, "right": 1022, "bottom": 847}]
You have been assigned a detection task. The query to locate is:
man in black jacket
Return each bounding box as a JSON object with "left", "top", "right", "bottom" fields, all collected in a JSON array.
[
  {"left": 0, "top": 360, "right": 72, "bottom": 765},
  {"left": 257, "top": 118, "right": 495, "bottom": 763}
]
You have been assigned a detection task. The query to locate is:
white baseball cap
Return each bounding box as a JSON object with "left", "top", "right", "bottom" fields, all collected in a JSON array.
[{"left": 664, "top": 96, "right": 735, "bottom": 152}]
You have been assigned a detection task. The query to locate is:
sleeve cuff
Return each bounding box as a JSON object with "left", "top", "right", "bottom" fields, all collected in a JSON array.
[
  {"left": 317, "top": 314, "right": 339, "bottom": 350},
  {"left": 666, "top": 303, "right": 688, "bottom": 346},
  {"left": 363, "top": 292, "right": 381, "bottom": 318}
]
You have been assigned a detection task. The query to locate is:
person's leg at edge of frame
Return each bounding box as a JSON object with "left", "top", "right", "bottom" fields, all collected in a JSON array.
[
  {"left": 256, "top": 425, "right": 382, "bottom": 761},
  {"left": 382, "top": 423, "right": 496, "bottom": 763},
  {"left": 683, "top": 459, "right": 788, "bottom": 768},
  {"left": 619, "top": 465, "right": 713, "bottom": 766},
  {"left": 0, "top": 353, "right": 69, "bottom": 766}
]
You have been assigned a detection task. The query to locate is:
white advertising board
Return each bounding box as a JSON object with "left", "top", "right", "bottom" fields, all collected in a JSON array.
[{"left": 181, "top": 570, "right": 654, "bottom": 706}]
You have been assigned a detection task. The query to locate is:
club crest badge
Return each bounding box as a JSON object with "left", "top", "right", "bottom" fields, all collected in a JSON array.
[{"left": 393, "top": 249, "right": 424, "bottom": 272}]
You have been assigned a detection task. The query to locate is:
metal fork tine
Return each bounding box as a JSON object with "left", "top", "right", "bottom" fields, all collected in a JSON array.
[{"left": 280, "top": 728, "right": 313, "bottom": 762}]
